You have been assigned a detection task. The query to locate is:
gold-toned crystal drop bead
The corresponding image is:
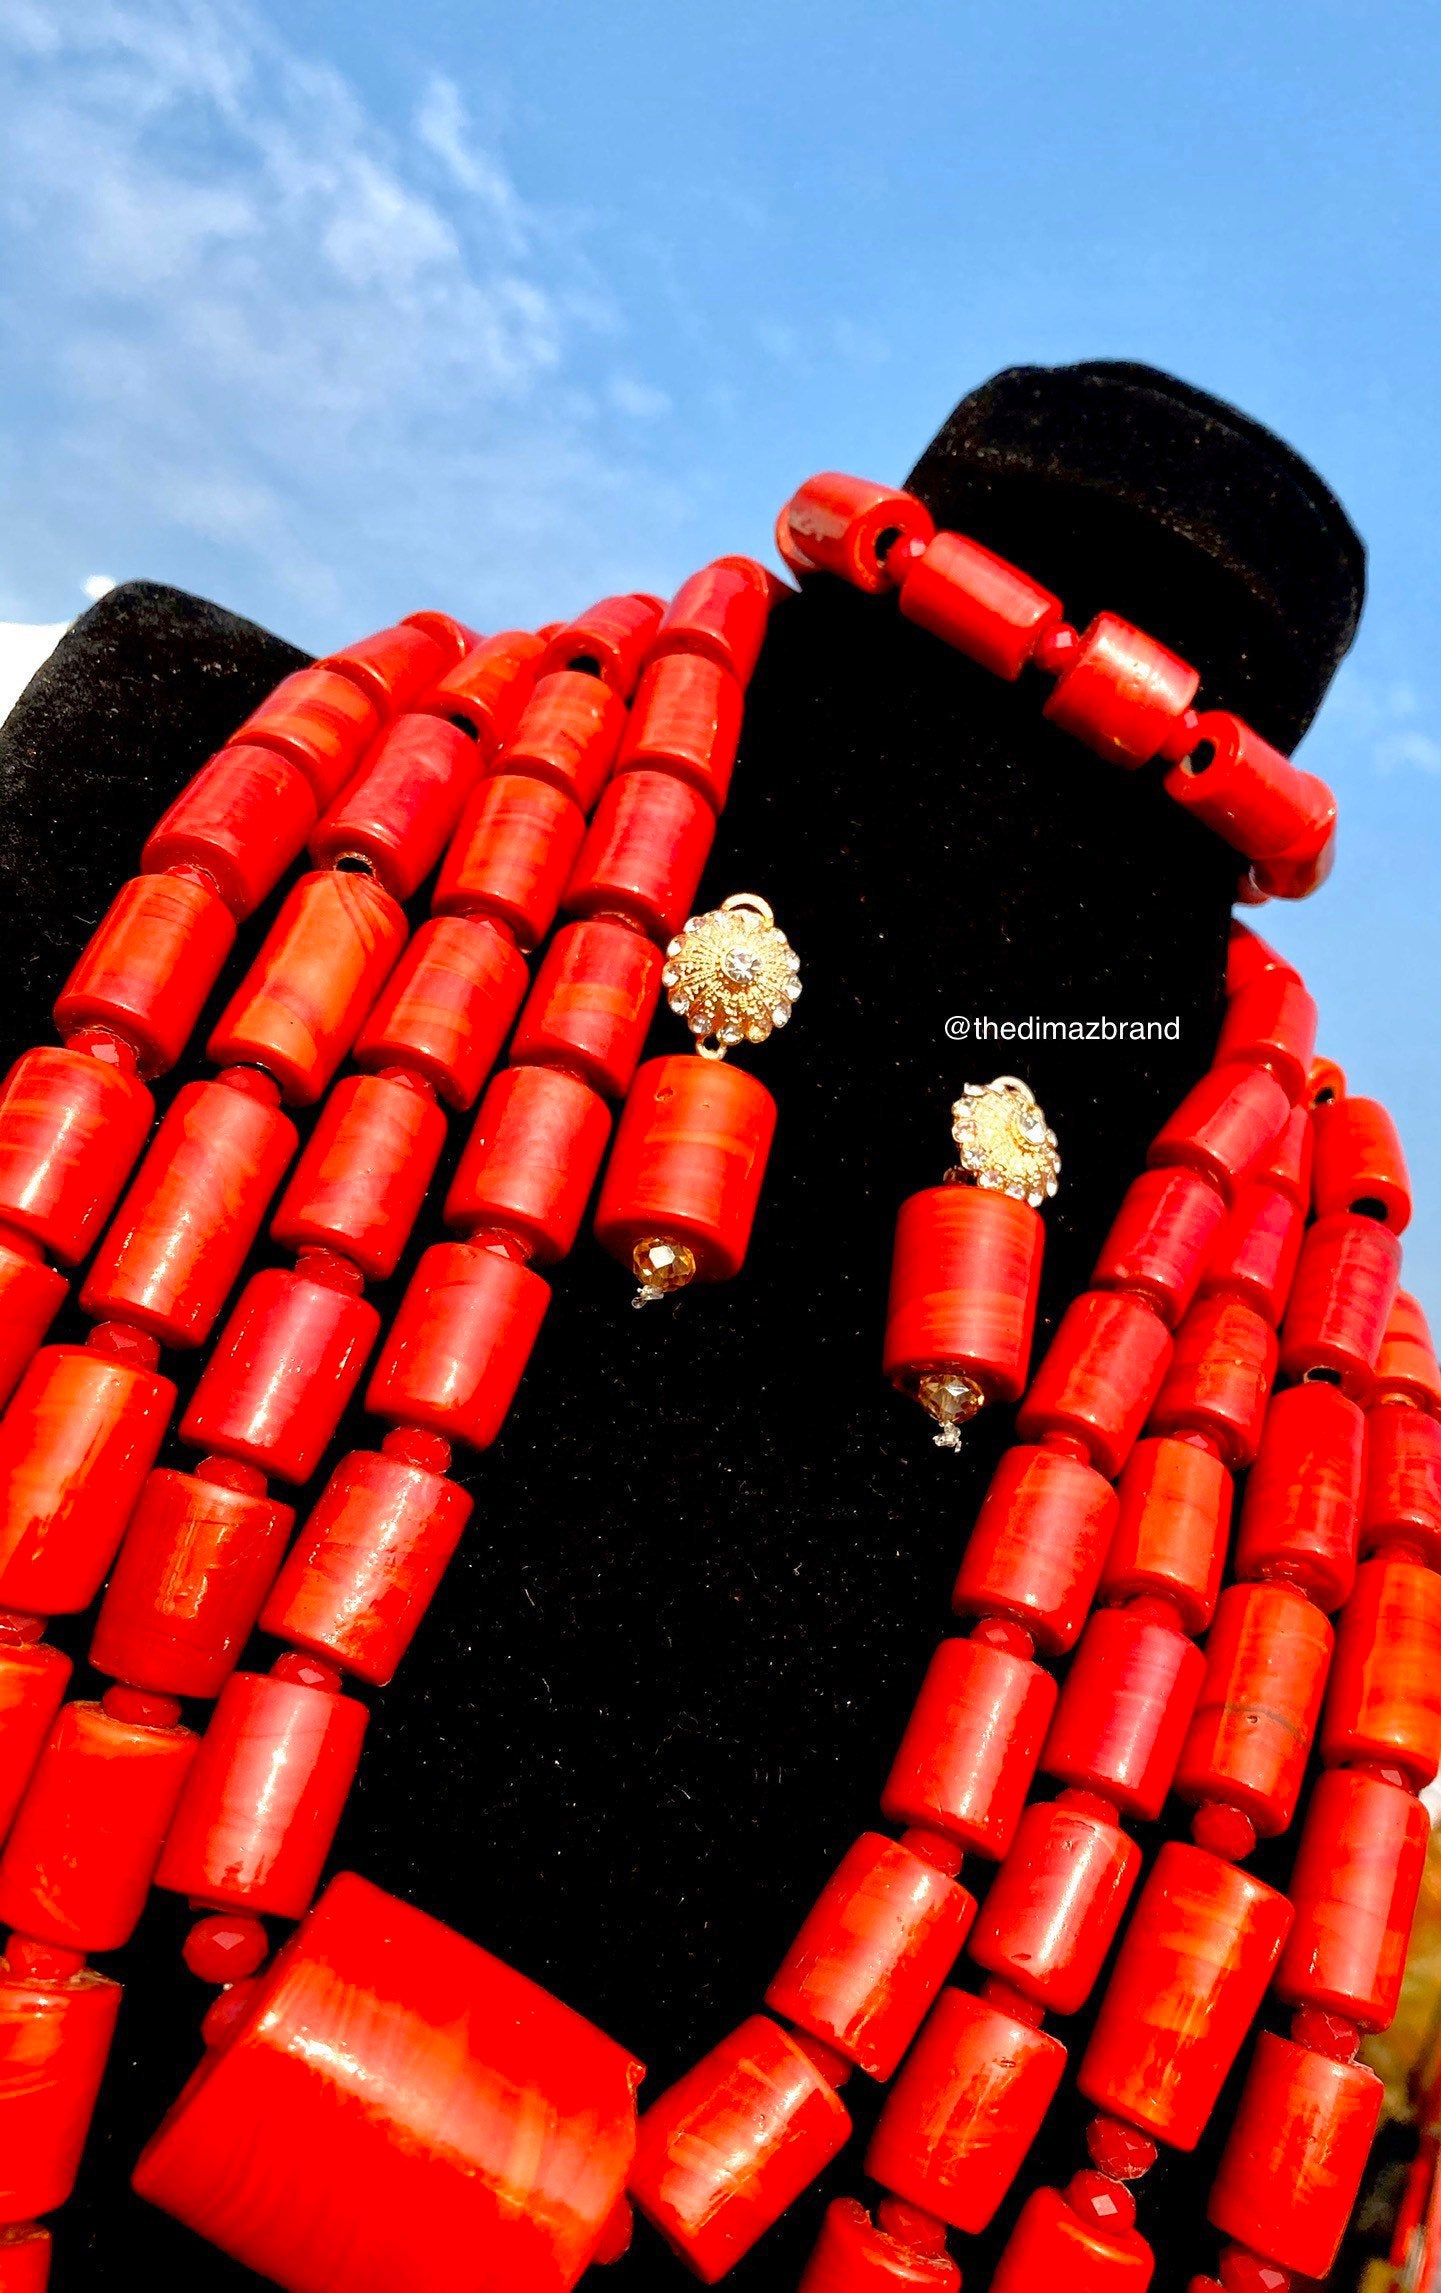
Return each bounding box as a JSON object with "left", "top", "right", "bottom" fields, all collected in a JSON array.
[
  {"left": 916, "top": 1370, "right": 984, "bottom": 1450},
  {"left": 631, "top": 1236, "right": 697, "bottom": 1310}
]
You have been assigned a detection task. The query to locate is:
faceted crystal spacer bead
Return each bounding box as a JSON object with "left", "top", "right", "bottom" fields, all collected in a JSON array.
[
  {"left": 989, "top": 2182, "right": 1154, "bottom": 2288},
  {"left": 183, "top": 1911, "right": 269, "bottom": 1984},
  {"left": 631, "top": 1237, "right": 697, "bottom": 1308},
  {"left": 1065, "top": 2171, "right": 1136, "bottom": 2234},
  {"left": 1217, "top": 2253, "right": 1291, "bottom": 2293},
  {"left": 1086, "top": 2116, "right": 1157, "bottom": 2182},
  {"left": 1190, "top": 1803, "right": 1257, "bottom": 1862}
]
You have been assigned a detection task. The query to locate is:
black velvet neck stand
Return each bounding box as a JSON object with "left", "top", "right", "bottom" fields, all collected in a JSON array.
[{"left": 0, "top": 363, "right": 1365, "bottom": 2291}]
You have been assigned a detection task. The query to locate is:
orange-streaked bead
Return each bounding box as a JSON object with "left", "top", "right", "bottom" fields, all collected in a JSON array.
[
  {"left": 1311, "top": 1096, "right": 1411, "bottom": 1232},
  {"left": 881, "top": 1636, "right": 1057, "bottom": 1859},
  {"left": 366, "top": 1241, "right": 550, "bottom": 1451},
  {"left": 55, "top": 873, "right": 236, "bottom": 1078},
  {"left": 1233, "top": 1382, "right": 1363, "bottom": 1611},
  {"left": 594, "top": 1055, "right": 776, "bottom": 1283},
  {"left": 1213, "top": 974, "right": 1319, "bottom": 1104},
  {"left": 952, "top": 1443, "right": 1117, "bottom": 1652},
  {"left": 989, "top": 2183, "right": 1155, "bottom": 2290},
  {"left": 1164, "top": 711, "right": 1332, "bottom": 872},
  {"left": 563, "top": 771, "right": 716, "bottom": 943},
  {"left": 897, "top": 529, "right": 1063, "bottom": 679},
  {"left": 503, "top": 669, "right": 626, "bottom": 813},
  {"left": 799, "top": 2198, "right": 960, "bottom": 2292},
  {"left": 401, "top": 609, "right": 480, "bottom": 666},
  {"left": 446, "top": 1066, "right": 612, "bottom": 1264},
  {"left": 616, "top": 653, "right": 743, "bottom": 812},
  {"left": 1042, "top": 612, "right": 1199, "bottom": 766},
  {"left": 0, "top": 1240, "right": 65, "bottom": 1413},
  {"left": 353, "top": 914, "right": 527, "bottom": 1111},
  {"left": 310, "top": 715, "right": 483, "bottom": 899},
  {"left": 884, "top": 1189, "right": 1044, "bottom": 1411},
  {"left": 1100, "top": 1435, "right": 1232, "bottom": 1632},
  {"left": 509, "top": 918, "right": 663, "bottom": 1101},
  {"left": 1208, "top": 2034, "right": 1382, "bottom": 2280},
  {"left": 1198, "top": 1181, "right": 1303, "bottom": 1326},
  {"left": 90, "top": 1465, "right": 294, "bottom": 1698},
  {"left": 208, "top": 870, "right": 407, "bottom": 1106},
  {"left": 1258, "top": 1104, "right": 1314, "bottom": 1210},
  {"left": 777, "top": 475, "right": 934, "bottom": 593},
  {"left": 271, "top": 1072, "right": 446, "bottom": 1282},
  {"left": 1278, "top": 1212, "right": 1402, "bottom": 1397},
  {"left": 418, "top": 630, "right": 545, "bottom": 756},
  {"left": 143, "top": 743, "right": 317, "bottom": 920},
  {"left": 1092, "top": 1165, "right": 1227, "bottom": 1327},
  {"left": 1148, "top": 1066, "right": 1291, "bottom": 1205},
  {"left": 0, "top": 2224, "right": 50, "bottom": 2289},
  {"left": 653, "top": 560, "right": 772, "bottom": 689},
  {"left": 323, "top": 620, "right": 449, "bottom": 714},
  {"left": 1176, "top": 1581, "right": 1332, "bottom": 1836},
  {"left": 180, "top": 1267, "right": 380, "bottom": 1487},
  {"left": 1275, "top": 1766, "right": 1428, "bottom": 2029},
  {"left": 1148, "top": 1294, "right": 1276, "bottom": 1470},
  {"left": 1042, "top": 1604, "right": 1205, "bottom": 1821},
  {"left": 1320, "top": 1554, "right": 1441, "bottom": 1784},
  {"left": 0, "top": 1345, "right": 174, "bottom": 1615},
  {"left": 1016, "top": 1290, "right": 1173, "bottom": 1479},
  {"left": 539, "top": 594, "right": 665, "bottom": 698},
  {"left": 968, "top": 1793, "right": 1141, "bottom": 2015},
  {"left": 433, "top": 773, "right": 585, "bottom": 951},
  {"left": 1372, "top": 1290, "right": 1441, "bottom": 1410},
  {"left": 232, "top": 665, "right": 381, "bottom": 807},
  {"left": 0, "top": 1046, "right": 153, "bottom": 1267},
  {"left": 1361, "top": 1402, "right": 1441, "bottom": 1565},
  {"left": 1078, "top": 1843, "right": 1291, "bottom": 2148},
  {"left": 0, "top": 1952, "right": 121, "bottom": 2223},
  {"left": 0, "top": 1641, "right": 71, "bottom": 1841}
]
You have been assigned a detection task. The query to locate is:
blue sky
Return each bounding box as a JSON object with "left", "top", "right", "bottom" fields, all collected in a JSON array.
[{"left": 1, "top": 0, "right": 1438, "bottom": 1293}]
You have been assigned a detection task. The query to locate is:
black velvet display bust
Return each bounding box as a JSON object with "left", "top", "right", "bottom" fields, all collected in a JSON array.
[{"left": 0, "top": 363, "right": 1367, "bottom": 2290}]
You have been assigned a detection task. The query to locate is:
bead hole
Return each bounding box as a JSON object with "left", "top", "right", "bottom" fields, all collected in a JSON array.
[
  {"left": 1313, "top": 1087, "right": 1338, "bottom": 1104},
  {"left": 446, "top": 712, "right": 480, "bottom": 740},
  {"left": 1182, "top": 739, "right": 1217, "bottom": 776},
  {"left": 1302, "top": 1366, "right": 1344, "bottom": 1385},
  {"left": 567, "top": 652, "right": 605, "bottom": 677},
  {"left": 332, "top": 853, "right": 376, "bottom": 876},
  {"left": 872, "top": 524, "right": 903, "bottom": 563},
  {"left": 1351, "top": 1195, "right": 1390, "bottom": 1222}
]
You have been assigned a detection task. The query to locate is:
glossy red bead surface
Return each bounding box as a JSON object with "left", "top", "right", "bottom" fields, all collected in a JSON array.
[
  {"left": 1279, "top": 1212, "right": 1402, "bottom": 1397},
  {"left": 181, "top": 1267, "right": 380, "bottom": 1487},
  {"left": 403, "top": 610, "right": 479, "bottom": 667},
  {"left": 0, "top": 1241, "right": 64, "bottom": 1414},
  {"left": 1092, "top": 1165, "right": 1227, "bottom": 1328},
  {"left": 144, "top": 743, "right": 318, "bottom": 920},
  {"left": 324, "top": 621, "right": 448, "bottom": 715},
  {"left": 90, "top": 1464, "right": 293, "bottom": 1698},
  {"left": 617, "top": 653, "right": 743, "bottom": 813},
  {"left": 0, "top": 2225, "right": 50, "bottom": 2291},
  {"left": 1213, "top": 974, "right": 1319, "bottom": 1104},
  {"left": 135, "top": 1868, "right": 643, "bottom": 2293},
  {"left": 563, "top": 771, "right": 716, "bottom": 944},
  {"left": 952, "top": 1443, "right": 1117, "bottom": 1653},
  {"left": 595, "top": 1055, "right": 776, "bottom": 1283},
  {"left": 0, "top": 1345, "right": 174, "bottom": 1615},
  {"left": 1042, "top": 1605, "right": 1205, "bottom": 1821},
  {"left": 989, "top": 2184, "right": 1155, "bottom": 2290},
  {"left": 778, "top": 475, "right": 934, "bottom": 592},
  {"left": 1361, "top": 1402, "right": 1441, "bottom": 1565},
  {"left": 968, "top": 1793, "right": 1141, "bottom": 2015},
  {"left": 1100, "top": 1436, "right": 1231, "bottom": 1632},
  {"left": 799, "top": 2198, "right": 960, "bottom": 2292},
  {"left": 1149, "top": 1066, "right": 1291, "bottom": 1204},
  {"left": 434, "top": 773, "right": 585, "bottom": 950},
  {"left": 510, "top": 918, "right": 663, "bottom": 1101},
  {"left": 1208, "top": 2033, "right": 1382, "bottom": 2279},
  {"left": 1233, "top": 1382, "right": 1363, "bottom": 1611},
  {"left": 367, "top": 1241, "right": 549, "bottom": 1450},
  {"left": 1259, "top": 1103, "right": 1313, "bottom": 1209},
  {"left": 764, "top": 1832, "right": 975, "bottom": 2080},
  {"left": 1176, "top": 1581, "right": 1331, "bottom": 1835},
  {"left": 884, "top": 1187, "right": 1043, "bottom": 1411},
  {"left": 1321, "top": 1553, "right": 1441, "bottom": 1784},
  {"left": 629, "top": 2013, "right": 848, "bottom": 2282},
  {"left": 897, "top": 529, "right": 1063, "bottom": 679},
  {"left": 157, "top": 1669, "right": 366, "bottom": 1917},
  {"left": 55, "top": 872, "right": 237, "bottom": 1078},
  {"left": 1373, "top": 1290, "right": 1441, "bottom": 1410},
  {"left": 1043, "top": 612, "right": 1199, "bottom": 766},
  {"left": 1311, "top": 1095, "right": 1411, "bottom": 1231},
  {"left": 1079, "top": 1843, "right": 1292, "bottom": 2149},
  {"left": 353, "top": 914, "right": 526, "bottom": 1111},
  {"left": 234, "top": 666, "right": 381, "bottom": 808},
  {"left": 1165, "top": 709, "right": 1333, "bottom": 869},
  {"left": 1199, "top": 1181, "right": 1302, "bottom": 1326},
  {"left": 446, "top": 1066, "right": 612, "bottom": 1263},
  {"left": 420, "top": 630, "right": 545, "bottom": 756},
  {"left": 503, "top": 669, "right": 626, "bottom": 813},
  {"left": 865, "top": 1986, "right": 1066, "bottom": 2233},
  {"left": 272, "top": 1072, "right": 446, "bottom": 1282},
  {"left": 0, "top": 1699, "right": 197, "bottom": 1951},
  {"left": 1149, "top": 1295, "right": 1276, "bottom": 1469},
  {"left": 1226, "top": 922, "right": 1296, "bottom": 996},
  {"left": 653, "top": 561, "right": 772, "bottom": 689},
  {"left": 539, "top": 595, "right": 665, "bottom": 698},
  {"left": 0, "top": 1641, "right": 70, "bottom": 1843},
  {"left": 0, "top": 1954, "right": 120, "bottom": 2224},
  {"left": 82, "top": 1076, "right": 297, "bottom": 1348},
  {"left": 881, "top": 1637, "right": 1057, "bottom": 1859},
  {"left": 0, "top": 1046, "right": 153, "bottom": 1266},
  {"left": 260, "top": 1448, "right": 472, "bottom": 1686},
  {"left": 310, "top": 716, "right": 482, "bottom": 899},
  {"left": 1249, "top": 813, "right": 1338, "bottom": 900},
  {"left": 208, "top": 869, "right": 407, "bottom": 1106},
  {"left": 1017, "top": 1290, "right": 1173, "bottom": 1479},
  {"left": 1276, "top": 1766, "right": 1427, "bottom": 2028}
]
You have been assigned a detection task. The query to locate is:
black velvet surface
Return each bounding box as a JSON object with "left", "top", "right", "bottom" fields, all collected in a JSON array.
[{"left": 0, "top": 364, "right": 1367, "bottom": 2290}]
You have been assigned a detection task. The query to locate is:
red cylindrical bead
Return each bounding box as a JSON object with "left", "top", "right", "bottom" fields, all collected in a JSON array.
[
  {"left": 402, "top": 610, "right": 478, "bottom": 664},
  {"left": 1233, "top": 1382, "right": 1363, "bottom": 1611},
  {"left": 143, "top": 743, "right": 318, "bottom": 920},
  {"left": 208, "top": 869, "right": 407, "bottom": 1106},
  {"left": 0, "top": 2224, "right": 50, "bottom": 2290},
  {"left": 1043, "top": 612, "right": 1199, "bottom": 766},
  {"left": 883, "top": 1188, "right": 1044, "bottom": 1411},
  {"left": 0, "top": 1046, "right": 154, "bottom": 1265},
  {"left": 1079, "top": 1843, "right": 1291, "bottom": 2148},
  {"left": 0, "top": 1641, "right": 71, "bottom": 1842},
  {"left": 1165, "top": 709, "right": 1335, "bottom": 868},
  {"left": 1176, "top": 1581, "right": 1332, "bottom": 1836},
  {"left": 1373, "top": 1291, "right": 1441, "bottom": 1411},
  {"left": 0, "top": 1700, "right": 197, "bottom": 1951},
  {"left": 1092, "top": 1166, "right": 1227, "bottom": 1328},
  {"left": 156, "top": 1669, "right": 367, "bottom": 1917},
  {"left": 90, "top": 1465, "right": 294, "bottom": 1698},
  {"left": 0, "top": 1345, "right": 173, "bottom": 1614},
  {"left": 55, "top": 872, "right": 236, "bottom": 1078},
  {"left": 366, "top": 1241, "right": 549, "bottom": 1451},
  {"left": 1276, "top": 1766, "right": 1428, "bottom": 2028},
  {"left": 881, "top": 1637, "right": 1057, "bottom": 1858},
  {"left": 180, "top": 1267, "right": 380, "bottom": 1486},
  {"left": 952, "top": 1443, "right": 1117, "bottom": 1653},
  {"left": 629, "top": 2013, "right": 849, "bottom": 2281},
  {"left": 653, "top": 561, "right": 771, "bottom": 689},
  {"left": 1226, "top": 921, "right": 1296, "bottom": 996},
  {"left": 271, "top": 1073, "right": 446, "bottom": 1282},
  {"left": 1149, "top": 1295, "right": 1277, "bottom": 1470},
  {"left": 0, "top": 1240, "right": 65, "bottom": 1413},
  {"left": 897, "top": 529, "right": 1063, "bottom": 679},
  {"left": 233, "top": 666, "right": 380, "bottom": 808},
  {"left": 764, "top": 1832, "right": 976, "bottom": 2080},
  {"left": 133, "top": 1869, "right": 642, "bottom": 2293},
  {"left": 1199, "top": 1181, "right": 1303, "bottom": 1326},
  {"left": 353, "top": 914, "right": 527, "bottom": 1111},
  {"left": 510, "top": 918, "right": 663, "bottom": 1101},
  {"left": 1320, "top": 1554, "right": 1441, "bottom": 1784},
  {"left": 1311, "top": 1096, "right": 1411, "bottom": 1232},
  {"left": 1260, "top": 1103, "right": 1314, "bottom": 1209},
  {"left": 1208, "top": 2034, "right": 1382, "bottom": 2280},
  {"left": 968, "top": 1793, "right": 1141, "bottom": 2015},
  {"left": 865, "top": 1987, "right": 1066, "bottom": 2233},
  {"left": 446, "top": 1066, "right": 612, "bottom": 1263},
  {"left": 1213, "top": 974, "right": 1319, "bottom": 1104},
  {"left": 81, "top": 1076, "right": 297, "bottom": 1347},
  {"left": 1362, "top": 1402, "right": 1441, "bottom": 1565},
  {"left": 1250, "top": 812, "right": 1337, "bottom": 899},
  {"left": 1101, "top": 1436, "right": 1232, "bottom": 1632},
  {"left": 1042, "top": 1606, "right": 1205, "bottom": 1821},
  {"left": 539, "top": 595, "right": 665, "bottom": 697},
  {"left": 0, "top": 1954, "right": 120, "bottom": 2223},
  {"left": 260, "top": 1448, "right": 472, "bottom": 1686},
  {"left": 420, "top": 630, "right": 545, "bottom": 755},
  {"left": 778, "top": 475, "right": 934, "bottom": 592},
  {"left": 989, "top": 2184, "right": 1154, "bottom": 2290},
  {"left": 799, "top": 2199, "right": 960, "bottom": 2292},
  {"left": 1016, "top": 1290, "right": 1173, "bottom": 1480},
  {"left": 594, "top": 1055, "right": 776, "bottom": 1283},
  {"left": 324, "top": 620, "right": 449, "bottom": 715},
  {"left": 1279, "top": 1212, "right": 1402, "bottom": 1397},
  {"left": 503, "top": 669, "right": 626, "bottom": 813},
  {"left": 563, "top": 771, "right": 716, "bottom": 944},
  {"left": 433, "top": 773, "right": 585, "bottom": 950},
  {"left": 617, "top": 653, "right": 743, "bottom": 812},
  {"left": 310, "top": 716, "right": 483, "bottom": 899},
  {"left": 1149, "top": 1065, "right": 1291, "bottom": 1204}
]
